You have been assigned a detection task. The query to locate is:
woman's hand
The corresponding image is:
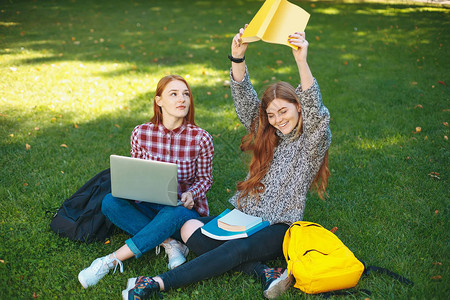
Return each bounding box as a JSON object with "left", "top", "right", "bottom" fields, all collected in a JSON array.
[
  {"left": 288, "top": 32, "right": 309, "bottom": 63},
  {"left": 231, "top": 24, "right": 249, "bottom": 59},
  {"left": 181, "top": 191, "right": 194, "bottom": 210}
]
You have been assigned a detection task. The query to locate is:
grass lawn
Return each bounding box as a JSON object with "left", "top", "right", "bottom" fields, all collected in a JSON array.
[{"left": 1, "top": 0, "right": 449, "bottom": 299}]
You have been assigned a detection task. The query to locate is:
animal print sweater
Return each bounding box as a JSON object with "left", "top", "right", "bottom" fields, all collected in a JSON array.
[{"left": 228, "top": 68, "right": 332, "bottom": 225}]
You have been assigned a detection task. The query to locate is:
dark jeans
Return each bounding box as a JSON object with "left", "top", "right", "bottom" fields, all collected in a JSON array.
[{"left": 159, "top": 216, "right": 289, "bottom": 290}]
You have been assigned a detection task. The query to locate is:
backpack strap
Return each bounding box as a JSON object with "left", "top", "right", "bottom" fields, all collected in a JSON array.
[
  {"left": 364, "top": 266, "right": 414, "bottom": 286},
  {"left": 319, "top": 289, "right": 371, "bottom": 298}
]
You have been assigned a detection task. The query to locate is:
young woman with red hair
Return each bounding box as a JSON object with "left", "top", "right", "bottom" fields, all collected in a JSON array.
[
  {"left": 78, "top": 75, "right": 214, "bottom": 289},
  {"left": 124, "top": 26, "right": 331, "bottom": 300}
]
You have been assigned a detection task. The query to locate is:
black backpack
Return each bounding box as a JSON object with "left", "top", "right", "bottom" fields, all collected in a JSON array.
[{"left": 50, "top": 168, "right": 116, "bottom": 243}]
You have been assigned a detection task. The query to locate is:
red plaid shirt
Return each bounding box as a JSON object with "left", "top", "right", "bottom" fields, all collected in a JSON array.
[{"left": 130, "top": 121, "right": 213, "bottom": 216}]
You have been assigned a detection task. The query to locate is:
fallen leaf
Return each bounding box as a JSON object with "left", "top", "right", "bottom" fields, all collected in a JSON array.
[
  {"left": 315, "top": 36, "right": 320, "bottom": 41},
  {"left": 60, "top": 144, "right": 68, "bottom": 148},
  {"left": 104, "top": 240, "right": 111, "bottom": 244},
  {"left": 207, "top": 91, "right": 211, "bottom": 95},
  {"left": 431, "top": 275, "right": 442, "bottom": 280},
  {"left": 412, "top": 127, "right": 421, "bottom": 134},
  {"left": 0, "top": 259, "right": 4, "bottom": 263},
  {"left": 411, "top": 81, "right": 418, "bottom": 85},
  {"left": 344, "top": 61, "right": 348, "bottom": 65},
  {"left": 276, "top": 60, "right": 283, "bottom": 65},
  {"left": 443, "top": 122, "right": 448, "bottom": 127},
  {"left": 26, "top": 143, "right": 31, "bottom": 150},
  {"left": 224, "top": 94, "right": 229, "bottom": 99},
  {"left": 428, "top": 172, "right": 440, "bottom": 179},
  {"left": 444, "top": 136, "right": 448, "bottom": 141},
  {"left": 114, "top": 124, "right": 120, "bottom": 128},
  {"left": 61, "top": 170, "right": 64, "bottom": 174},
  {"left": 32, "top": 292, "right": 39, "bottom": 299},
  {"left": 23, "top": 183, "right": 28, "bottom": 186},
  {"left": 414, "top": 104, "right": 423, "bottom": 109},
  {"left": 34, "top": 127, "right": 39, "bottom": 131},
  {"left": 226, "top": 188, "right": 231, "bottom": 193},
  {"left": 74, "top": 123, "right": 78, "bottom": 128},
  {"left": 433, "top": 261, "right": 442, "bottom": 265},
  {"left": 438, "top": 81, "right": 446, "bottom": 86},
  {"left": 435, "top": 210, "right": 439, "bottom": 214},
  {"left": 330, "top": 227, "right": 338, "bottom": 233}
]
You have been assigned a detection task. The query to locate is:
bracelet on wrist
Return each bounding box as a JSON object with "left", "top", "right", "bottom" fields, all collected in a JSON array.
[{"left": 228, "top": 54, "right": 245, "bottom": 63}]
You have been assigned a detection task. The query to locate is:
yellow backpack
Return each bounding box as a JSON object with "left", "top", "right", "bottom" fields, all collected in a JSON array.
[{"left": 282, "top": 221, "right": 365, "bottom": 294}]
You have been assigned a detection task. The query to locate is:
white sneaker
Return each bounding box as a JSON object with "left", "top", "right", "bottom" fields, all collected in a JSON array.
[
  {"left": 158, "top": 239, "right": 189, "bottom": 270},
  {"left": 263, "top": 268, "right": 293, "bottom": 299},
  {"left": 78, "top": 253, "right": 123, "bottom": 288},
  {"left": 121, "top": 277, "right": 137, "bottom": 300}
]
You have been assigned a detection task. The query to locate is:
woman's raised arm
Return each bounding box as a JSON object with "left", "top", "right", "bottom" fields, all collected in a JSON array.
[
  {"left": 288, "top": 32, "right": 313, "bottom": 91},
  {"left": 230, "top": 25, "right": 249, "bottom": 82}
]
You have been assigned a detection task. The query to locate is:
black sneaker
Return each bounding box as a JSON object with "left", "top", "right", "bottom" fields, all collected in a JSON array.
[
  {"left": 123, "top": 276, "right": 162, "bottom": 300},
  {"left": 262, "top": 268, "right": 293, "bottom": 299}
]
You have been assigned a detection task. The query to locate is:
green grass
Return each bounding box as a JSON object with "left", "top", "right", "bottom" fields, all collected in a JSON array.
[{"left": 1, "top": 0, "right": 449, "bottom": 299}]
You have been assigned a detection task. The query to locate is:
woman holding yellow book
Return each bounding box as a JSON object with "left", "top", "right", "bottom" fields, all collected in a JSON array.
[{"left": 123, "top": 25, "right": 331, "bottom": 300}]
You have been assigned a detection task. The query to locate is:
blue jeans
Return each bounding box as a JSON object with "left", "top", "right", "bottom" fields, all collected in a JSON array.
[{"left": 102, "top": 193, "right": 200, "bottom": 258}]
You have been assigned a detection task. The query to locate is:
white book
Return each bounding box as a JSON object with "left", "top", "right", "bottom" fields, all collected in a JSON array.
[{"left": 217, "top": 209, "right": 262, "bottom": 232}]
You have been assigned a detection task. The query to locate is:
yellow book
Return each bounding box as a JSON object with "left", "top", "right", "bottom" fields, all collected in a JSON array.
[{"left": 241, "top": 0, "right": 310, "bottom": 49}]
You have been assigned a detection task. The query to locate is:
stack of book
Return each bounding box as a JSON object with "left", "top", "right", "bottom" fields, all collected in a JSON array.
[{"left": 201, "top": 209, "right": 270, "bottom": 240}]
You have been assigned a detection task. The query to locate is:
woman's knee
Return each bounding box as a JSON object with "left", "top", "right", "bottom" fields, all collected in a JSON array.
[{"left": 180, "top": 219, "right": 204, "bottom": 243}]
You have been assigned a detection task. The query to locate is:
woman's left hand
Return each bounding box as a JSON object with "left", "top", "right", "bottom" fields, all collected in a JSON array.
[
  {"left": 181, "top": 191, "right": 194, "bottom": 210},
  {"left": 288, "top": 32, "right": 309, "bottom": 63}
]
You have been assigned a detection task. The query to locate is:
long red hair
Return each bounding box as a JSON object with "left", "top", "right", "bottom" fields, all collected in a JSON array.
[
  {"left": 150, "top": 75, "right": 196, "bottom": 125},
  {"left": 237, "top": 82, "right": 329, "bottom": 204}
]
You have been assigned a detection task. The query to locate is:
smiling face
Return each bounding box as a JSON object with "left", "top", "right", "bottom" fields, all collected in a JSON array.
[
  {"left": 266, "top": 98, "right": 300, "bottom": 135},
  {"left": 155, "top": 79, "right": 191, "bottom": 128}
]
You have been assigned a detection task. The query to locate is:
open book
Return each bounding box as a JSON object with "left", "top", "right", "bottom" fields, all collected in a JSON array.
[
  {"left": 241, "top": 0, "right": 310, "bottom": 49},
  {"left": 201, "top": 209, "right": 270, "bottom": 240}
]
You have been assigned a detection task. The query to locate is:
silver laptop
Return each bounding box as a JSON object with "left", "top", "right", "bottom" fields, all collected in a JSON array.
[{"left": 110, "top": 155, "right": 180, "bottom": 206}]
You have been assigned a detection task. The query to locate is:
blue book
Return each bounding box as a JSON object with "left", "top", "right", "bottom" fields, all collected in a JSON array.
[{"left": 201, "top": 209, "right": 270, "bottom": 240}]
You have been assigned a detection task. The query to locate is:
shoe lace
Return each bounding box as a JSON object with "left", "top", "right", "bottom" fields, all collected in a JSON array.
[
  {"left": 155, "top": 245, "right": 163, "bottom": 256},
  {"left": 109, "top": 252, "right": 123, "bottom": 274},
  {"left": 134, "top": 276, "right": 156, "bottom": 290},
  {"left": 264, "top": 268, "right": 283, "bottom": 282},
  {"left": 155, "top": 240, "right": 174, "bottom": 256}
]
